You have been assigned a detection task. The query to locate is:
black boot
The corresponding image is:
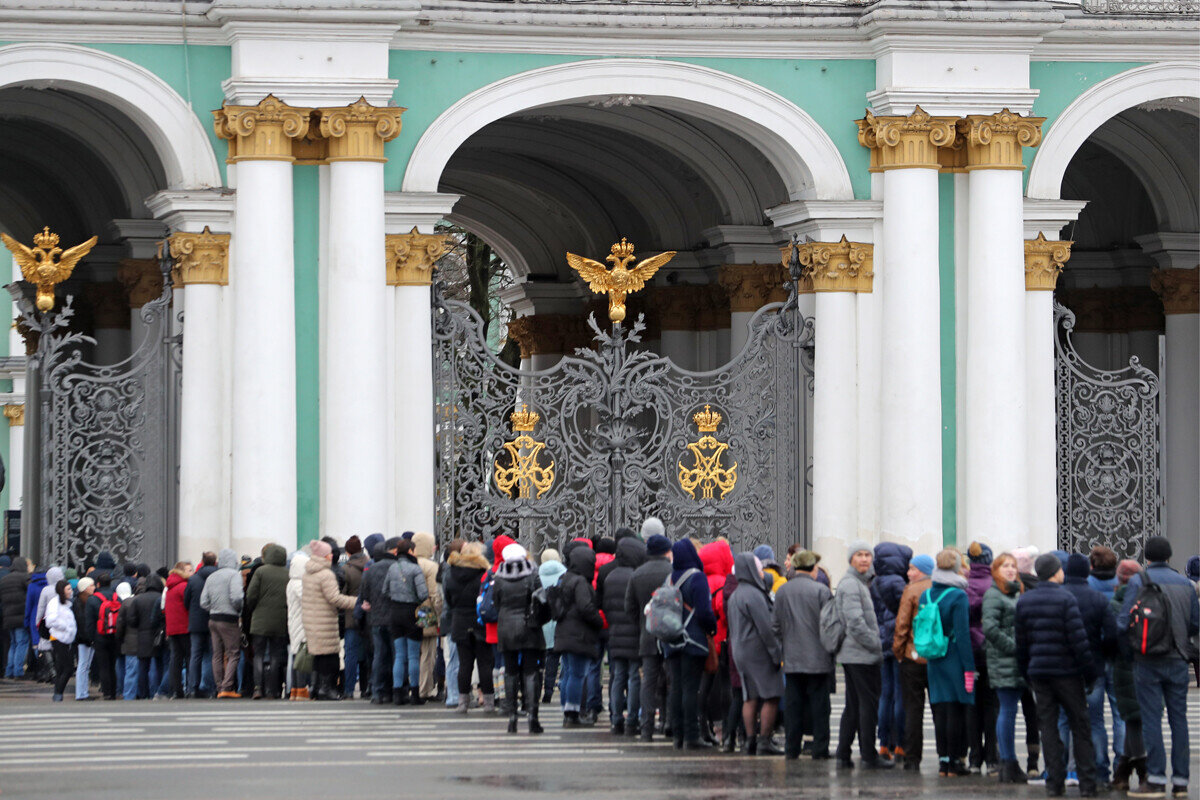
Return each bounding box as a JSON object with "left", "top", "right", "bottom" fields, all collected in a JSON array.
[
  {"left": 1132, "top": 756, "right": 1148, "bottom": 789},
  {"left": 1009, "top": 760, "right": 1027, "bottom": 784},
  {"left": 524, "top": 669, "right": 543, "bottom": 735},
  {"left": 504, "top": 670, "right": 520, "bottom": 728},
  {"left": 744, "top": 735, "right": 758, "bottom": 756},
  {"left": 318, "top": 672, "right": 343, "bottom": 701},
  {"left": 563, "top": 711, "right": 581, "bottom": 728},
  {"left": 394, "top": 686, "right": 408, "bottom": 706},
  {"left": 409, "top": 685, "right": 425, "bottom": 706}
]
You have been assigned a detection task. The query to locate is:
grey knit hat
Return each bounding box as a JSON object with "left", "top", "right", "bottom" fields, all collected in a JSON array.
[{"left": 847, "top": 540, "right": 871, "bottom": 563}]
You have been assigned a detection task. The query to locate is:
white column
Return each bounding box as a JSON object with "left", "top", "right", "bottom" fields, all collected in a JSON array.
[
  {"left": 660, "top": 329, "right": 695, "bottom": 370},
  {"left": 394, "top": 279, "right": 435, "bottom": 535},
  {"left": 1025, "top": 288, "right": 1056, "bottom": 555},
  {"left": 813, "top": 291, "right": 858, "bottom": 567},
  {"left": 880, "top": 167, "right": 943, "bottom": 557},
  {"left": 93, "top": 329, "right": 130, "bottom": 366},
  {"left": 730, "top": 312, "right": 753, "bottom": 358},
  {"left": 5, "top": 407, "right": 23, "bottom": 512},
  {"left": 964, "top": 168, "right": 1028, "bottom": 553},
  {"left": 324, "top": 160, "right": 389, "bottom": 539},
  {"left": 231, "top": 159, "right": 298, "bottom": 555},
  {"left": 1157, "top": 274, "right": 1199, "bottom": 561},
  {"left": 856, "top": 175, "right": 885, "bottom": 542},
  {"left": 954, "top": 173, "right": 970, "bottom": 541}
]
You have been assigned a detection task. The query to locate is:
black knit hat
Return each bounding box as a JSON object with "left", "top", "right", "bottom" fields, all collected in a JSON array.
[{"left": 1144, "top": 536, "right": 1172, "bottom": 563}]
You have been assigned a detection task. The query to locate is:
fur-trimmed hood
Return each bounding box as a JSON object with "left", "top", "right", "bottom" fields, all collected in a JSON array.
[
  {"left": 448, "top": 550, "right": 490, "bottom": 571},
  {"left": 497, "top": 556, "right": 536, "bottom": 580}
]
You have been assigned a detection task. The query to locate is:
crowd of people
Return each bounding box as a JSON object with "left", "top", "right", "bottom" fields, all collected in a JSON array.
[{"left": 1, "top": 526, "right": 1196, "bottom": 798}]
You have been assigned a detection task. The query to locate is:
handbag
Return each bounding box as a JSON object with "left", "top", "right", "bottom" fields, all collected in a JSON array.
[
  {"left": 415, "top": 601, "right": 439, "bottom": 630},
  {"left": 703, "top": 634, "right": 719, "bottom": 674},
  {"left": 293, "top": 641, "right": 314, "bottom": 674}
]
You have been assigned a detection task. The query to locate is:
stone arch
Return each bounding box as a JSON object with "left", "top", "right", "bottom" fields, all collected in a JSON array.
[{"left": 402, "top": 58, "right": 854, "bottom": 203}]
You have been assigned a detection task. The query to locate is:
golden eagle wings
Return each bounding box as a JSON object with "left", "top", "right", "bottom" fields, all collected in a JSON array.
[
  {"left": 1, "top": 227, "right": 98, "bottom": 312},
  {"left": 566, "top": 238, "right": 676, "bottom": 322}
]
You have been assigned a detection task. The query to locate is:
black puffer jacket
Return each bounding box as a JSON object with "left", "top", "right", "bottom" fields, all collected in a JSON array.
[
  {"left": 360, "top": 551, "right": 396, "bottom": 628},
  {"left": 869, "top": 542, "right": 911, "bottom": 651},
  {"left": 1015, "top": 581, "right": 1099, "bottom": 682},
  {"left": 443, "top": 550, "right": 489, "bottom": 643},
  {"left": 600, "top": 537, "right": 646, "bottom": 660},
  {"left": 1062, "top": 574, "right": 1118, "bottom": 664},
  {"left": 183, "top": 564, "right": 217, "bottom": 635},
  {"left": 554, "top": 547, "right": 604, "bottom": 657},
  {"left": 119, "top": 575, "right": 165, "bottom": 659},
  {"left": 493, "top": 557, "right": 545, "bottom": 652},
  {"left": 624, "top": 554, "right": 674, "bottom": 657},
  {"left": 0, "top": 557, "right": 30, "bottom": 631}
]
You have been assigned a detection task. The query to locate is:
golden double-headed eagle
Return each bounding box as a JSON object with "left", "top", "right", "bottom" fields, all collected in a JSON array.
[
  {"left": 566, "top": 238, "right": 676, "bottom": 323},
  {"left": 1, "top": 227, "right": 98, "bottom": 312}
]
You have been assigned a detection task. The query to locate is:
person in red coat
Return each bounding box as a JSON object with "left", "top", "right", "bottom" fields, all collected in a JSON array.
[
  {"left": 700, "top": 540, "right": 734, "bottom": 746},
  {"left": 163, "top": 562, "right": 193, "bottom": 699}
]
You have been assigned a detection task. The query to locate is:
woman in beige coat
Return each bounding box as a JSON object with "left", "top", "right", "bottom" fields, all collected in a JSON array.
[
  {"left": 302, "top": 540, "right": 356, "bottom": 700},
  {"left": 412, "top": 532, "right": 444, "bottom": 699}
]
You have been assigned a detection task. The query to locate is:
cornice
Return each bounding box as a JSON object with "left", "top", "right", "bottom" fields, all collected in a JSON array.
[
  {"left": 222, "top": 77, "right": 398, "bottom": 107},
  {"left": 867, "top": 87, "right": 1040, "bottom": 117}
]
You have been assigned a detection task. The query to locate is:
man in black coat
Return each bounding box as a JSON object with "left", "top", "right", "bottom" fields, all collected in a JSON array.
[
  {"left": 0, "top": 556, "right": 31, "bottom": 678},
  {"left": 361, "top": 539, "right": 399, "bottom": 704},
  {"left": 599, "top": 536, "right": 646, "bottom": 735},
  {"left": 1016, "top": 554, "right": 1101, "bottom": 798},
  {"left": 184, "top": 552, "right": 218, "bottom": 697},
  {"left": 624, "top": 533, "right": 673, "bottom": 742}
]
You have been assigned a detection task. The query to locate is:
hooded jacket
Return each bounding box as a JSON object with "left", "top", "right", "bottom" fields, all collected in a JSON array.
[
  {"left": 286, "top": 552, "right": 308, "bottom": 654},
  {"left": 199, "top": 549, "right": 244, "bottom": 623},
  {"left": 538, "top": 559, "right": 568, "bottom": 650},
  {"left": 246, "top": 544, "right": 289, "bottom": 638},
  {"left": 869, "top": 542, "right": 911, "bottom": 652},
  {"left": 834, "top": 566, "right": 882, "bottom": 665},
  {"left": 46, "top": 593, "right": 77, "bottom": 645},
  {"left": 164, "top": 571, "right": 190, "bottom": 637},
  {"left": 773, "top": 569, "right": 833, "bottom": 674},
  {"left": 893, "top": 576, "right": 933, "bottom": 664},
  {"left": 118, "top": 574, "right": 165, "bottom": 659},
  {"left": 726, "top": 552, "right": 783, "bottom": 695},
  {"left": 184, "top": 563, "right": 218, "bottom": 634},
  {"left": 301, "top": 555, "right": 356, "bottom": 656},
  {"left": 554, "top": 546, "right": 604, "bottom": 656},
  {"left": 443, "top": 550, "right": 490, "bottom": 643},
  {"left": 663, "top": 539, "right": 717, "bottom": 658},
  {"left": 341, "top": 550, "right": 369, "bottom": 631},
  {"left": 981, "top": 579, "right": 1023, "bottom": 689},
  {"left": 965, "top": 561, "right": 993, "bottom": 652},
  {"left": 411, "top": 532, "right": 443, "bottom": 638},
  {"left": 924, "top": 574, "right": 976, "bottom": 705},
  {"left": 1063, "top": 569, "right": 1119, "bottom": 665},
  {"left": 599, "top": 537, "right": 646, "bottom": 660},
  {"left": 493, "top": 555, "right": 545, "bottom": 652},
  {"left": 624, "top": 550, "right": 674, "bottom": 658},
  {"left": 0, "top": 556, "right": 29, "bottom": 631},
  {"left": 487, "top": 535, "right": 515, "bottom": 644},
  {"left": 700, "top": 540, "right": 734, "bottom": 646},
  {"left": 36, "top": 567, "right": 65, "bottom": 646},
  {"left": 360, "top": 550, "right": 396, "bottom": 629}
]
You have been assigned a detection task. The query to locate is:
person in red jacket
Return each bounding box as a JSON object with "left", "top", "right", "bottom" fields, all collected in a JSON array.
[
  {"left": 699, "top": 540, "right": 734, "bottom": 745},
  {"left": 163, "top": 561, "right": 193, "bottom": 699}
]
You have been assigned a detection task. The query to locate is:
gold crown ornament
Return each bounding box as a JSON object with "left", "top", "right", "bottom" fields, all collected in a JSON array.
[
  {"left": 510, "top": 404, "right": 540, "bottom": 432},
  {"left": 693, "top": 404, "right": 722, "bottom": 433}
]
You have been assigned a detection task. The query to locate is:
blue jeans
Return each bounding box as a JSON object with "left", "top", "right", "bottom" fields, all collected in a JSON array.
[
  {"left": 1099, "top": 664, "right": 1125, "bottom": 759},
  {"left": 610, "top": 656, "right": 642, "bottom": 725},
  {"left": 996, "top": 687, "right": 1023, "bottom": 762},
  {"left": 115, "top": 655, "right": 126, "bottom": 696},
  {"left": 372, "top": 626, "right": 394, "bottom": 697},
  {"left": 559, "top": 652, "right": 587, "bottom": 712},
  {"left": 6, "top": 628, "right": 29, "bottom": 677},
  {"left": 584, "top": 651, "right": 603, "bottom": 713},
  {"left": 75, "top": 644, "right": 95, "bottom": 699},
  {"left": 188, "top": 632, "right": 214, "bottom": 696},
  {"left": 444, "top": 639, "right": 460, "bottom": 706},
  {"left": 391, "top": 636, "right": 421, "bottom": 690},
  {"left": 123, "top": 655, "right": 140, "bottom": 700},
  {"left": 1134, "top": 659, "right": 1191, "bottom": 789},
  {"left": 343, "top": 629, "right": 364, "bottom": 698},
  {"left": 878, "top": 655, "right": 905, "bottom": 749}
]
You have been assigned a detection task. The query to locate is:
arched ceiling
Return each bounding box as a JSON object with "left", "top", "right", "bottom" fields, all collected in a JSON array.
[{"left": 440, "top": 103, "right": 789, "bottom": 280}]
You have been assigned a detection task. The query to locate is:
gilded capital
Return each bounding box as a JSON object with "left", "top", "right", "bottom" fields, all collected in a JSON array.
[
  {"left": 90, "top": 282, "right": 131, "bottom": 329},
  {"left": 857, "top": 106, "right": 958, "bottom": 171},
  {"left": 718, "top": 264, "right": 788, "bottom": 312},
  {"left": 780, "top": 245, "right": 813, "bottom": 295},
  {"left": 213, "top": 94, "right": 312, "bottom": 163},
  {"left": 1151, "top": 268, "right": 1199, "bottom": 315},
  {"left": 1024, "top": 233, "right": 1072, "bottom": 291},
  {"left": 3, "top": 403, "right": 24, "bottom": 427},
  {"left": 317, "top": 97, "right": 404, "bottom": 163},
  {"left": 169, "top": 227, "right": 230, "bottom": 286},
  {"left": 958, "top": 109, "right": 1045, "bottom": 171},
  {"left": 117, "top": 258, "right": 162, "bottom": 309},
  {"left": 386, "top": 228, "right": 450, "bottom": 286},
  {"left": 797, "top": 236, "right": 874, "bottom": 293}
]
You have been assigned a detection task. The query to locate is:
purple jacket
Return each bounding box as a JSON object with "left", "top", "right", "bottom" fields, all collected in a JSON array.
[{"left": 965, "top": 563, "right": 992, "bottom": 652}]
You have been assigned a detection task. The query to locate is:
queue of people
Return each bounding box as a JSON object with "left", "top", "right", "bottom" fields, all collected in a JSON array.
[{"left": 0, "top": 527, "right": 1196, "bottom": 799}]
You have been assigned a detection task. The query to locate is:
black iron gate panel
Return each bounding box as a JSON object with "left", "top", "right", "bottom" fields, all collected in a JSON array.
[
  {"left": 433, "top": 282, "right": 813, "bottom": 556},
  {"left": 1055, "top": 300, "right": 1160, "bottom": 558}
]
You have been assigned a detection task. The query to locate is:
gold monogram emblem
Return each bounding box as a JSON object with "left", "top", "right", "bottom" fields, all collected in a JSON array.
[
  {"left": 494, "top": 405, "right": 556, "bottom": 499},
  {"left": 678, "top": 404, "right": 738, "bottom": 500}
]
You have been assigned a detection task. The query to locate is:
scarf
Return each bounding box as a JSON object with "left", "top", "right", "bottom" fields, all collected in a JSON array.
[{"left": 931, "top": 568, "right": 968, "bottom": 590}]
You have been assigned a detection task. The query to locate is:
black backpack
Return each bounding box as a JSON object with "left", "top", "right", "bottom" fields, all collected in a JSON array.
[{"left": 1126, "top": 569, "right": 1175, "bottom": 658}]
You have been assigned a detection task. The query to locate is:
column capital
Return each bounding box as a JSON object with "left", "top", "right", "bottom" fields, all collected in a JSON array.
[
  {"left": 90, "top": 282, "right": 131, "bottom": 329},
  {"left": 3, "top": 403, "right": 24, "bottom": 427},
  {"left": 317, "top": 97, "right": 404, "bottom": 163},
  {"left": 117, "top": 258, "right": 163, "bottom": 309},
  {"left": 505, "top": 314, "right": 583, "bottom": 358},
  {"left": 385, "top": 228, "right": 450, "bottom": 287},
  {"left": 649, "top": 285, "right": 705, "bottom": 331},
  {"left": 169, "top": 227, "right": 230, "bottom": 287},
  {"left": 694, "top": 284, "right": 731, "bottom": 331},
  {"left": 857, "top": 106, "right": 958, "bottom": 171},
  {"left": 212, "top": 94, "right": 312, "bottom": 163},
  {"left": 718, "top": 264, "right": 788, "bottom": 312},
  {"left": 1151, "top": 268, "right": 1199, "bottom": 315},
  {"left": 798, "top": 236, "right": 874, "bottom": 293},
  {"left": 780, "top": 244, "right": 814, "bottom": 295},
  {"left": 958, "top": 109, "right": 1045, "bottom": 171},
  {"left": 1024, "top": 233, "right": 1072, "bottom": 291}
]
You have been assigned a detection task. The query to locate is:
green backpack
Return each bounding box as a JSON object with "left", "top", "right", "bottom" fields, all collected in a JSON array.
[{"left": 913, "top": 588, "right": 950, "bottom": 660}]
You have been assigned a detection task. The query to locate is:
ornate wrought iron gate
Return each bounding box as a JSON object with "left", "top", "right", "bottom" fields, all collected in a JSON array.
[
  {"left": 15, "top": 261, "right": 181, "bottom": 568},
  {"left": 433, "top": 277, "right": 813, "bottom": 556},
  {"left": 1055, "top": 300, "right": 1160, "bottom": 558}
]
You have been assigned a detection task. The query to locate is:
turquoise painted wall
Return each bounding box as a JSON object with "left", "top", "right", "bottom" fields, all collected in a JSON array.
[
  {"left": 294, "top": 166, "right": 320, "bottom": 545},
  {"left": 938, "top": 173, "right": 956, "bottom": 547}
]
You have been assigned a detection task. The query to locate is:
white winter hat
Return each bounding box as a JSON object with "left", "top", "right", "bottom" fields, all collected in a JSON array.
[
  {"left": 501, "top": 543, "right": 528, "bottom": 562},
  {"left": 115, "top": 582, "right": 132, "bottom": 601},
  {"left": 640, "top": 517, "right": 664, "bottom": 540}
]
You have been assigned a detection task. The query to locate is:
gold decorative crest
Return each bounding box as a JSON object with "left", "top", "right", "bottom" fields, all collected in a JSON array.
[
  {"left": 495, "top": 405, "right": 556, "bottom": 499},
  {"left": 678, "top": 404, "right": 738, "bottom": 500},
  {"left": 566, "top": 238, "right": 676, "bottom": 323},
  {"left": 2, "top": 227, "right": 97, "bottom": 312}
]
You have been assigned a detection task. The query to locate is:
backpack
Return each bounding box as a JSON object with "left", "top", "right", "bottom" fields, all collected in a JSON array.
[
  {"left": 1126, "top": 569, "right": 1175, "bottom": 658},
  {"left": 97, "top": 592, "right": 121, "bottom": 636},
  {"left": 818, "top": 597, "right": 845, "bottom": 654},
  {"left": 476, "top": 572, "right": 499, "bottom": 625},
  {"left": 528, "top": 585, "right": 553, "bottom": 627},
  {"left": 913, "top": 588, "right": 950, "bottom": 660},
  {"left": 644, "top": 568, "right": 702, "bottom": 648},
  {"left": 544, "top": 582, "right": 568, "bottom": 623}
]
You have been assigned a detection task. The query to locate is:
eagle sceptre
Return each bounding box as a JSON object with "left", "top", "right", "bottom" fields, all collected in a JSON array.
[
  {"left": 565, "top": 238, "right": 676, "bottom": 323},
  {"left": 1, "top": 227, "right": 97, "bottom": 312}
]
